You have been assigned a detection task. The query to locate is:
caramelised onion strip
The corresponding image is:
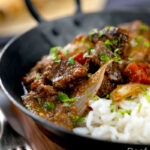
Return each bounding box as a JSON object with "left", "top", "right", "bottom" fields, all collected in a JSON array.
[
  {"left": 72, "top": 60, "right": 113, "bottom": 117},
  {"left": 110, "top": 83, "right": 149, "bottom": 102}
]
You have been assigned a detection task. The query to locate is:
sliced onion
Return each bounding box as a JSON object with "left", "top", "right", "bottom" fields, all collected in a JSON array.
[
  {"left": 72, "top": 60, "right": 113, "bottom": 116},
  {"left": 110, "top": 83, "right": 149, "bottom": 102}
]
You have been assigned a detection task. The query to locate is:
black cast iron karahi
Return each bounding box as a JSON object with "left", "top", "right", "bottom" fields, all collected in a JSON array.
[{"left": 0, "top": 0, "right": 150, "bottom": 149}]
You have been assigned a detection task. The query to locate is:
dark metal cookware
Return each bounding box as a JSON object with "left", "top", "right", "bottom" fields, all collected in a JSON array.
[{"left": 0, "top": 0, "right": 150, "bottom": 149}]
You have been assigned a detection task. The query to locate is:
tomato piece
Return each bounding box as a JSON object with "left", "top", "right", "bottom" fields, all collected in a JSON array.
[
  {"left": 123, "top": 62, "right": 150, "bottom": 84},
  {"left": 74, "top": 52, "right": 87, "bottom": 65}
]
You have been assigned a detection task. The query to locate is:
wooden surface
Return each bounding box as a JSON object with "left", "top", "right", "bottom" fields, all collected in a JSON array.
[{"left": 0, "top": 0, "right": 106, "bottom": 36}]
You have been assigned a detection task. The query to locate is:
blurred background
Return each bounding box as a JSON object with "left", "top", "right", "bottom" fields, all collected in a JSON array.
[{"left": 0, "top": 0, "right": 150, "bottom": 46}]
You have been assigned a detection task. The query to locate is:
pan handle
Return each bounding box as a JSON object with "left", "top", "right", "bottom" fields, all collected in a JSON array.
[{"left": 24, "top": 0, "right": 81, "bottom": 23}]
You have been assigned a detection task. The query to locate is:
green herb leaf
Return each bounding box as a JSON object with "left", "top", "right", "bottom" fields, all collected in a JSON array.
[
  {"left": 64, "top": 49, "right": 70, "bottom": 55},
  {"left": 106, "top": 26, "right": 115, "bottom": 30},
  {"left": 83, "top": 52, "right": 90, "bottom": 58},
  {"left": 128, "top": 57, "right": 134, "bottom": 61},
  {"left": 43, "top": 102, "right": 55, "bottom": 110},
  {"left": 135, "top": 35, "right": 143, "bottom": 43},
  {"left": 140, "top": 86, "right": 147, "bottom": 95},
  {"left": 68, "top": 57, "right": 75, "bottom": 65},
  {"left": 144, "top": 41, "right": 150, "bottom": 48},
  {"left": 25, "top": 105, "right": 31, "bottom": 110},
  {"left": 86, "top": 93, "right": 92, "bottom": 98},
  {"left": 81, "top": 37, "right": 86, "bottom": 43},
  {"left": 88, "top": 28, "right": 98, "bottom": 41},
  {"left": 64, "top": 103, "right": 71, "bottom": 108},
  {"left": 139, "top": 25, "right": 148, "bottom": 31},
  {"left": 138, "top": 104, "right": 142, "bottom": 113},
  {"left": 105, "top": 39, "right": 111, "bottom": 50},
  {"left": 92, "top": 96, "right": 99, "bottom": 101},
  {"left": 117, "top": 109, "right": 131, "bottom": 116},
  {"left": 57, "top": 93, "right": 69, "bottom": 101},
  {"left": 69, "top": 114, "right": 75, "bottom": 120},
  {"left": 54, "top": 57, "right": 61, "bottom": 62},
  {"left": 125, "top": 97, "right": 135, "bottom": 101},
  {"left": 146, "top": 95, "right": 150, "bottom": 103},
  {"left": 37, "top": 98, "right": 42, "bottom": 104},
  {"left": 110, "top": 101, "right": 115, "bottom": 112},
  {"left": 99, "top": 53, "right": 110, "bottom": 62},
  {"left": 98, "top": 30, "right": 104, "bottom": 38},
  {"left": 57, "top": 93, "right": 76, "bottom": 103},
  {"left": 113, "top": 40, "right": 118, "bottom": 46},
  {"left": 76, "top": 117, "right": 85, "bottom": 123},
  {"left": 36, "top": 73, "right": 41, "bottom": 80},
  {"left": 49, "top": 46, "right": 60, "bottom": 60}
]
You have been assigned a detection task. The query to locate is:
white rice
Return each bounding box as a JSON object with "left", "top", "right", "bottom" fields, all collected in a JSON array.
[{"left": 73, "top": 87, "right": 150, "bottom": 143}]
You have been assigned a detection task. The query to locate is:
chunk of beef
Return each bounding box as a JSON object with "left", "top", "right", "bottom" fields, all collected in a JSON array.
[
  {"left": 43, "top": 59, "right": 88, "bottom": 89},
  {"left": 88, "top": 41, "right": 124, "bottom": 97},
  {"left": 119, "top": 20, "right": 150, "bottom": 40},
  {"left": 23, "top": 56, "right": 51, "bottom": 84},
  {"left": 119, "top": 20, "right": 150, "bottom": 62},
  {"left": 89, "top": 26, "right": 129, "bottom": 57}
]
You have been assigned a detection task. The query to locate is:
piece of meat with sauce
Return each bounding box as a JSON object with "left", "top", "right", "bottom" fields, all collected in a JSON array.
[
  {"left": 89, "top": 26, "right": 129, "bottom": 57},
  {"left": 22, "top": 72, "right": 78, "bottom": 129},
  {"left": 43, "top": 59, "right": 88, "bottom": 90},
  {"left": 119, "top": 20, "right": 150, "bottom": 62},
  {"left": 89, "top": 41, "right": 124, "bottom": 97}
]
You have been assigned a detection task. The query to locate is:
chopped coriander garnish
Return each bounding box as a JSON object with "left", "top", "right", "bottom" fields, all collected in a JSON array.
[
  {"left": 43, "top": 102, "right": 55, "bottom": 110},
  {"left": 98, "top": 30, "right": 104, "bottom": 38},
  {"left": 117, "top": 109, "right": 131, "bottom": 116},
  {"left": 86, "top": 93, "right": 92, "bottom": 98},
  {"left": 110, "top": 101, "right": 115, "bottom": 112},
  {"left": 37, "top": 98, "right": 42, "bottom": 104},
  {"left": 105, "top": 39, "right": 111, "bottom": 50},
  {"left": 25, "top": 105, "right": 31, "bottom": 110},
  {"left": 128, "top": 57, "right": 134, "bottom": 61},
  {"left": 135, "top": 35, "right": 143, "bottom": 43},
  {"left": 144, "top": 41, "right": 150, "bottom": 48},
  {"left": 99, "top": 53, "right": 110, "bottom": 62},
  {"left": 57, "top": 93, "right": 76, "bottom": 103},
  {"left": 138, "top": 104, "right": 142, "bottom": 113},
  {"left": 92, "top": 96, "right": 99, "bottom": 101},
  {"left": 64, "top": 49, "right": 70, "bottom": 55},
  {"left": 54, "top": 57, "right": 61, "bottom": 62},
  {"left": 88, "top": 28, "right": 98, "bottom": 41},
  {"left": 69, "top": 114, "right": 75, "bottom": 120},
  {"left": 88, "top": 46, "right": 94, "bottom": 54},
  {"left": 142, "top": 91, "right": 147, "bottom": 96},
  {"left": 146, "top": 95, "right": 150, "bottom": 103},
  {"left": 81, "top": 37, "right": 86, "bottom": 43},
  {"left": 87, "top": 73, "right": 91, "bottom": 78},
  {"left": 68, "top": 57, "right": 75, "bottom": 65},
  {"left": 83, "top": 52, "right": 89, "bottom": 58},
  {"left": 64, "top": 103, "right": 71, "bottom": 108},
  {"left": 140, "top": 86, "right": 147, "bottom": 95},
  {"left": 49, "top": 46, "right": 60, "bottom": 60},
  {"left": 73, "top": 116, "right": 85, "bottom": 126},
  {"left": 125, "top": 97, "right": 135, "bottom": 101},
  {"left": 106, "top": 26, "right": 114, "bottom": 30},
  {"left": 76, "top": 117, "right": 85, "bottom": 123},
  {"left": 36, "top": 73, "right": 41, "bottom": 80},
  {"left": 139, "top": 25, "right": 148, "bottom": 31},
  {"left": 113, "top": 40, "right": 118, "bottom": 46},
  {"left": 114, "top": 48, "right": 120, "bottom": 57},
  {"left": 114, "top": 49, "right": 121, "bottom": 62}
]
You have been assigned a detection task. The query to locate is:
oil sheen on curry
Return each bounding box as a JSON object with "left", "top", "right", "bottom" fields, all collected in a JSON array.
[{"left": 22, "top": 20, "right": 150, "bottom": 130}]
